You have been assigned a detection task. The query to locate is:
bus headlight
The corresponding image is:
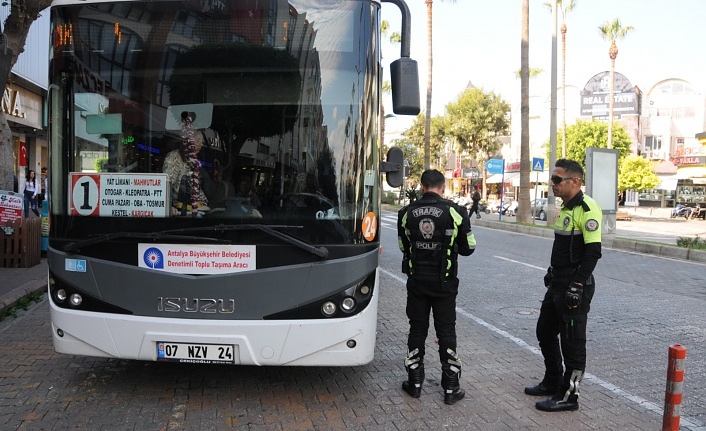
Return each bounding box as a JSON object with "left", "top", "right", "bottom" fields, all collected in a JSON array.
[
  {"left": 341, "top": 297, "right": 356, "bottom": 312},
  {"left": 69, "top": 293, "right": 83, "bottom": 307},
  {"left": 359, "top": 284, "right": 370, "bottom": 296},
  {"left": 321, "top": 301, "right": 337, "bottom": 317},
  {"left": 56, "top": 289, "right": 67, "bottom": 302}
]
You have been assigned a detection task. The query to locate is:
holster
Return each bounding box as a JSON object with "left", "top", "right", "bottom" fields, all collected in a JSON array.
[{"left": 402, "top": 256, "right": 411, "bottom": 275}]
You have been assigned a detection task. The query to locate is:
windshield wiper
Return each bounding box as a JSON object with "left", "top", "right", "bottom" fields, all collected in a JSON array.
[
  {"left": 64, "top": 231, "right": 231, "bottom": 253},
  {"left": 160, "top": 224, "right": 329, "bottom": 258}
]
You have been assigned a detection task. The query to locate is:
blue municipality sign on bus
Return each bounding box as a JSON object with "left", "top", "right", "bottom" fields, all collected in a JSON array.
[
  {"left": 485, "top": 158, "right": 504, "bottom": 174},
  {"left": 532, "top": 157, "right": 544, "bottom": 172}
]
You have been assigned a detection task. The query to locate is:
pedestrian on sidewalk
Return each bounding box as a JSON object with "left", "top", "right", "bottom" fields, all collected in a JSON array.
[
  {"left": 23, "top": 169, "right": 40, "bottom": 217},
  {"left": 469, "top": 185, "right": 481, "bottom": 219},
  {"left": 524, "top": 158, "right": 602, "bottom": 412},
  {"left": 397, "top": 169, "right": 477, "bottom": 405},
  {"left": 39, "top": 167, "right": 48, "bottom": 208}
]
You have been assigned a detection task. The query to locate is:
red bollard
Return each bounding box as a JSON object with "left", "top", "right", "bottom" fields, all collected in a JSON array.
[{"left": 663, "top": 344, "right": 687, "bottom": 431}]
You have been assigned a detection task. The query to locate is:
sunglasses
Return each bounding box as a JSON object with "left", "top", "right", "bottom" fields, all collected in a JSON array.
[{"left": 550, "top": 175, "right": 576, "bottom": 184}]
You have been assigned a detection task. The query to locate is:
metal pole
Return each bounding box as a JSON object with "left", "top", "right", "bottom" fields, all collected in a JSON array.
[
  {"left": 498, "top": 161, "right": 505, "bottom": 221},
  {"left": 547, "top": 0, "right": 558, "bottom": 225},
  {"left": 533, "top": 171, "right": 539, "bottom": 224}
]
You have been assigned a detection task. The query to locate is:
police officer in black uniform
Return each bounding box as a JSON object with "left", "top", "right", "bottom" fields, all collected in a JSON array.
[
  {"left": 524, "top": 159, "right": 602, "bottom": 412},
  {"left": 397, "top": 169, "right": 476, "bottom": 404}
]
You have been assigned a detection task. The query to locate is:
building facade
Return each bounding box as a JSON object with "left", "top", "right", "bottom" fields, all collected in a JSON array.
[
  {"left": 640, "top": 78, "right": 706, "bottom": 207},
  {"left": 3, "top": 11, "right": 49, "bottom": 192}
]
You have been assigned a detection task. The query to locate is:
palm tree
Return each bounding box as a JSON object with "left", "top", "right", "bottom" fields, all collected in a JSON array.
[
  {"left": 380, "top": 21, "right": 401, "bottom": 154},
  {"left": 423, "top": 0, "right": 455, "bottom": 169},
  {"left": 598, "top": 18, "right": 634, "bottom": 149},
  {"left": 544, "top": 0, "right": 574, "bottom": 157},
  {"left": 518, "top": 0, "right": 531, "bottom": 223},
  {"left": 557, "top": 0, "right": 574, "bottom": 158}
]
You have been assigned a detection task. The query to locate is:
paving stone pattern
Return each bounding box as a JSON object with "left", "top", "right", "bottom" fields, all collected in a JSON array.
[{"left": 1, "top": 208, "right": 704, "bottom": 430}]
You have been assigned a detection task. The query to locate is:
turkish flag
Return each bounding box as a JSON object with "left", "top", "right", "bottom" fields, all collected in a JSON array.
[
  {"left": 19, "top": 141, "right": 27, "bottom": 167},
  {"left": 230, "top": 0, "right": 264, "bottom": 44}
]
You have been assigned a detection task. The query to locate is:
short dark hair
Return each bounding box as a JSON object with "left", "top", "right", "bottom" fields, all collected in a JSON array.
[
  {"left": 555, "top": 159, "right": 583, "bottom": 180},
  {"left": 420, "top": 169, "right": 445, "bottom": 189}
]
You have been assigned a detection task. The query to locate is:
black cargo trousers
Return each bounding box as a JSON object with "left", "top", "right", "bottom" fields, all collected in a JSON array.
[{"left": 536, "top": 273, "right": 595, "bottom": 376}]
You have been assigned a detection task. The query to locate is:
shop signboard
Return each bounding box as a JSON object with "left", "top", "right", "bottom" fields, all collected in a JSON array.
[
  {"left": 0, "top": 190, "right": 23, "bottom": 225},
  {"left": 485, "top": 158, "right": 504, "bottom": 175},
  {"left": 580, "top": 71, "right": 639, "bottom": 119}
]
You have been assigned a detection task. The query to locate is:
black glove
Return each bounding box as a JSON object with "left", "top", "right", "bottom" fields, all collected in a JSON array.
[
  {"left": 565, "top": 282, "right": 583, "bottom": 309},
  {"left": 543, "top": 267, "right": 552, "bottom": 287}
]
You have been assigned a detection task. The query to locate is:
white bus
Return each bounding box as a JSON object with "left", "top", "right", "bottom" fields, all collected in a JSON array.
[{"left": 47, "top": 0, "right": 419, "bottom": 366}]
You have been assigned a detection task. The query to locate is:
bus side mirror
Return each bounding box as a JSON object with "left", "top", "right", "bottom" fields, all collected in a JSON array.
[
  {"left": 390, "top": 58, "right": 420, "bottom": 115},
  {"left": 381, "top": 147, "right": 405, "bottom": 188}
]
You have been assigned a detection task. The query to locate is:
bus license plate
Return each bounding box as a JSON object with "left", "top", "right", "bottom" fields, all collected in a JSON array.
[{"left": 157, "top": 342, "right": 237, "bottom": 364}]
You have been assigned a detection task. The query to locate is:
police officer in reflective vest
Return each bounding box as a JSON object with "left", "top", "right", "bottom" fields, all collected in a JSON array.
[
  {"left": 397, "top": 169, "right": 476, "bottom": 404},
  {"left": 525, "top": 159, "right": 602, "bottom": 412}
]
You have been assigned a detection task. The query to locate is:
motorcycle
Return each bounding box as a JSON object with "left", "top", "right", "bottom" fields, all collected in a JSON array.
[
  {"left": 502, "top": 200, "right": 519, "bottom": 216},
  {"left": 671, "top": 204, "right": 692, "bottom": 219},
  {"left": 493, "top": 199, "right": 517, "bottom": 216}
]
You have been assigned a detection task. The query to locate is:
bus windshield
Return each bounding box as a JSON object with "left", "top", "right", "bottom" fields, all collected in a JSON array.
[{"left": 49, "top": 0, "right": 381, "bottom": 248}]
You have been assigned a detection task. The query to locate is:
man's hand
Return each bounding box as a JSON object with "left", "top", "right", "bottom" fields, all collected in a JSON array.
[{"left": 565, "top": 282, "right": 583, "bottom": 309}]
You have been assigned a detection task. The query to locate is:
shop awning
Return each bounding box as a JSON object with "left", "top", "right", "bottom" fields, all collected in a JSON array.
[
  {"left": 485, "top": 173, "right": 504, "bottom": 183},
  {"left": 658, "top": 175, "right": 678, "bottom": 190},
  {"left": 486, "top": 172, "right": 521, "bottom": 184}
]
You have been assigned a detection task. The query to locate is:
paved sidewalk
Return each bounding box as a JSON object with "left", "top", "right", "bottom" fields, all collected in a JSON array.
[{"left": 0, "top": 257, "right": 47, "bottom": 315}]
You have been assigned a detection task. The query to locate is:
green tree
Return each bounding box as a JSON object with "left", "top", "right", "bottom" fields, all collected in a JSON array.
[
  {"left": 546, "top": 120, "right": 631, "bottom": 168},
  {"left": 0, "top": 0, "right": 53, "bottom": 190},
  {"left": 598, "top": 18, "right": 634, "bottom": 149},
  {"left": 444, "top": 88, "right": 511, "bottom": 189},
  {"left": 401, "top": 113, "right": 447, "bottom": 174},
  {"left": 618, "top": 155, "right": 659, "bottom": 193}
]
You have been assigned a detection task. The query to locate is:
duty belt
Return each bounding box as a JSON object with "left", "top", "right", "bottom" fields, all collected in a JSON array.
[{"left": 550, "top": 266, "right": 578, "bottom": 277}]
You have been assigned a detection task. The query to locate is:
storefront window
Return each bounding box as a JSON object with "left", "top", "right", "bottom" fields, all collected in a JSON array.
[{"left": 676, "top": 185, "right": 705, "bottom": 204}]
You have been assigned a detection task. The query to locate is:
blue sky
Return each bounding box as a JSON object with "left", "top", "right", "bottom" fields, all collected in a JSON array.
[{"left": 381, "top": 0, "right": 706, "bottom": 133}]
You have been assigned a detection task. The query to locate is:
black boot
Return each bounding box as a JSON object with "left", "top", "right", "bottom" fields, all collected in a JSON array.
[
  {"left": 441, "top": 369, "right": 465, "bottom": 405},
  {"left": 535, "top": 370, "right": 583, "bottom": 412},
  {"left": 524, "top": 373, "right": 561, "bottom": 396},
  {"left": 402, "top": 363, "right": 424, "bottom": 398},
  {"left": 441, "top": 348, "right": 464, "bottom": 405},
  {"left": 402, "top": 349, "right": 424, "bottom": 398}
]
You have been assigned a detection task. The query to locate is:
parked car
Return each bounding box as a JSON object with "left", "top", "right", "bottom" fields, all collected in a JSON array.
[{"left": 531, "top": 198, "right": 548, "bottom": 221}]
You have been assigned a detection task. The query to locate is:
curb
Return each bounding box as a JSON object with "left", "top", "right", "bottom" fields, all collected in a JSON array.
[
  {"left": 1, "top": 279, "right": 47, "bottom": 316},
  {"left": 472, "top": 218, "right": 706, "bottom": 263}
]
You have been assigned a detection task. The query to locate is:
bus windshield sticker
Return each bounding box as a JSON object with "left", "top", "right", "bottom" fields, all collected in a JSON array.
[
  {"left": 69, "top": 173, "right": 169, "bottom": 218},
  {"left": 65, "top": 259, "right": 87, "bottom": 272},
  {"left": 138, "top": 244, "right": 256, "bottom": 274}
]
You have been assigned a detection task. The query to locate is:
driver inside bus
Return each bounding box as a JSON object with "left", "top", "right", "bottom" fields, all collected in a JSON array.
[{"left": 163, "top": 130, "right": 210, "bottom": 215}]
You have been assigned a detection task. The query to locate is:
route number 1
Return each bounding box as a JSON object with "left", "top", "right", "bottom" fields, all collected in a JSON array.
[{"left": 71, "top": 175, "right": 100, "bottom": 216}]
